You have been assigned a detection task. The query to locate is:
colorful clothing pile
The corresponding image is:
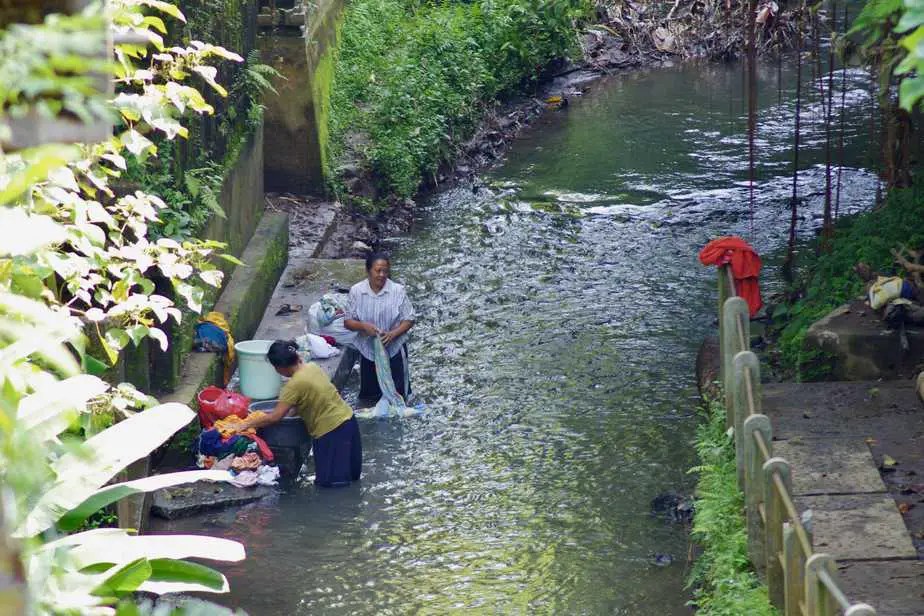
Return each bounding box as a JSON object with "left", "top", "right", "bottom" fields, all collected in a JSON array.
[{"left": 195, "top": 407, "right": 277, "bottom": 488}]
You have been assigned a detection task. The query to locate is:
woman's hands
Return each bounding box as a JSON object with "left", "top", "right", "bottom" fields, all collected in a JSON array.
[{"left": 360, "top": 322, "right": 379, "bottom": 337}]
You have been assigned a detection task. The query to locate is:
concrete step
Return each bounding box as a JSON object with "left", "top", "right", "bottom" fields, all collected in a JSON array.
[
  {"left": 837, "top": 560, "right": 924, "bottom": 615},
  {"left": 773, "top": 438, "right": 886, "bottom": 496},
  {"left": 763, "top": 380, "right": 924, "bottom": 441},
  {"left": 152, "top": 483, "right": 278, "bottom": 520},
  {"left": 794, "top": 493, "right": 918, "bottom": 561}
]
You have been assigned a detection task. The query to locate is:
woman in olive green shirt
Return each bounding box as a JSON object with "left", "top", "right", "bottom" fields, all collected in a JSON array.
[{"left": 239, "top": 340, "right": 361, "bottom": 487}]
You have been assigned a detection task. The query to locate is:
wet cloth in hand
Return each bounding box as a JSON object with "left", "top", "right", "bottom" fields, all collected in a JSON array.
[
  {"left": 355, "top": 337, "right": 425, "bottom": 419},
  {"left": 699, "top": 236, "right": 763, "bottom": 317}
]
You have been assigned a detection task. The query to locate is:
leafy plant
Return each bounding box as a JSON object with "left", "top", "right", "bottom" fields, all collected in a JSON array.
[
  {"left": 328, "top": 0, "right": 591, "bottom": 205},
  {"left": 687, "top": 398, "right": 778, "bottom": 616},
  {"left": 849, "top": 0, "right": 924, "bottom": 111},
  {"left": 0, "top": 0, "right": 253, "bottom": 613}
]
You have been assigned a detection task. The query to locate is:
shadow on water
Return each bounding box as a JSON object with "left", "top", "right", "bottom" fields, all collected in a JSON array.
[{"left": 154, "top": 60, "right": 877, "bottom": 615}]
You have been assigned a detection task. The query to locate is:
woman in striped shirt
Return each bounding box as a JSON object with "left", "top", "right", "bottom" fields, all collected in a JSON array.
[{"left": 344, "top": 253, "right": 417, "bottom": 403}]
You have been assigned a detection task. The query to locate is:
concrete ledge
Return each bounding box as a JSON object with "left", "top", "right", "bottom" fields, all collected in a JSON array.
[
  {"left": 774, "top": 438, "right": 886, "bottom": 496},
  {"left": 838, "top": 560, "right": 924, "bottom": 615},
  {"left": 795, "top": 493, "right": 918, "bottom": 561},
  {"left": 151, "top": 483, "right": 279, "bottom": 520},
  {"left": 161, "top": 212, "right": 289, "bottom": 409},
  {"left": 805, "top": 299, "right": 924, "bottom": 380},
  {"left": 254, "top": 258, "right": 365, "bottom": 386},
  {"left": 763, "top": 380, "right": 924, "bottom": 441}
]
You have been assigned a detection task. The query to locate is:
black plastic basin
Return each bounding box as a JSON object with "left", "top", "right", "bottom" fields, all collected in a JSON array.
[{"left": 250, "top": 399, "right": 311, "bottom": 448}]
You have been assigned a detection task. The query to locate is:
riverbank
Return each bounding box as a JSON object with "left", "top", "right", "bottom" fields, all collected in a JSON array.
[
  {"left": 322, "top": 0, "right": 806, "bottom": 252},
  {"left": 767, "top": 183, "right": 924, "bottom": 380},
  {"left": 688, "top": 398, "right": 776, "bottom": 616}
]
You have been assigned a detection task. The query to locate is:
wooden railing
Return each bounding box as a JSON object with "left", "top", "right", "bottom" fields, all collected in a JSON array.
[{"left": 716, "top": 265, "right": 877, "bottom": 616}]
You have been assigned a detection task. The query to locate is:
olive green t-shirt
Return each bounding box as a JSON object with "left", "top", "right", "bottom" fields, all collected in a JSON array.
[{"left": 279, "top": 363, "right": 353, "bottom": 438}]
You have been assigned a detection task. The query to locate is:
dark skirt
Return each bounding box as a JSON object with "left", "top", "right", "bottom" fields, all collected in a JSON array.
[
  {"left": 359, "top": 344, "right": 411, "bottom": 403},
  {"left": 312, "top": 416, "right": 362, "bottom": 487}
]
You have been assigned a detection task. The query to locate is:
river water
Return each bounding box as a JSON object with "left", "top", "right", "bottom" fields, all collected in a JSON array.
[{"left": 161, "top": 59, "right": 877, "bottom": 614}]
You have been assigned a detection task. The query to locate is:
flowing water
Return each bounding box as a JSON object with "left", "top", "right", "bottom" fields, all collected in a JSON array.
[{"left": 158, "top": 59, "right": 878, "bottom": 614}]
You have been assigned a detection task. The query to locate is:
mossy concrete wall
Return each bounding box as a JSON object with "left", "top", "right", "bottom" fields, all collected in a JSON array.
[
  {"left": 160, "top": 212, "right": 290, "bottom": 410},
  {"left": 144, "top": 126, "right": 265, "bottom": 394},
  {"left": 260, "top": 0, "right": 343, "bottom": 193}
]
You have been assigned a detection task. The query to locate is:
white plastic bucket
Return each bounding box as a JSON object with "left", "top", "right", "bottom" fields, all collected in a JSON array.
[{"left": 235, "top": 340, "right": 282, "bottom": 400}]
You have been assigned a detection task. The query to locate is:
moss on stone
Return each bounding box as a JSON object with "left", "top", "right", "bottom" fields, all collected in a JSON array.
[{"left": 310, "top": 20, "right": 340, "bottom": 180}]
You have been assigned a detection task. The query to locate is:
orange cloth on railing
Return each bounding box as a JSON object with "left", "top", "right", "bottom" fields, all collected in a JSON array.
[{"left": 699, "top": 236, "right": 762, "bottom": 317}]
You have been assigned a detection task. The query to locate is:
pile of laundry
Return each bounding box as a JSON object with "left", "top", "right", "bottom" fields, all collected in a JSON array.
[{"left": 195, "top": 413, "right": 280, "bottom": 488}]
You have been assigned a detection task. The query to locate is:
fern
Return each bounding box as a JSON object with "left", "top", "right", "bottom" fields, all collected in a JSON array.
[{"left": 232, "top": 50, "right": 284, "bottom": 99}]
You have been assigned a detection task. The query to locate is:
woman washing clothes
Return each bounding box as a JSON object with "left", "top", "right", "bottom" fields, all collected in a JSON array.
[
  {"left": 237, "top": 341, "right": 362, "bottom": 487},
  {"left": 344, "top": 252, "right": 417, "bottom": 404}
]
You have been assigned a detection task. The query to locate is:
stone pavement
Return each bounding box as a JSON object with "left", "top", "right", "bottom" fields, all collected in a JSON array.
[{"left": 763, "top": 380, "right": 924, "bottom": 614}]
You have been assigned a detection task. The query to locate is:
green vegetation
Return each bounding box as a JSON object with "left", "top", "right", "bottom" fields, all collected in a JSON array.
[
  {"left": 849, "top": 0, "right": 924, "bottom": 112},
  {"left": 688, "top": 398, "right": 777, "bottom": 616},
  {"left": 771, "top": 184, "right": 924, "bottom": 375},
  {"left": 0, "top": 0, "right": 252, "bottom": 611},
  {"left": 329, "top": 0, "right": 591, "bottom": 203}
]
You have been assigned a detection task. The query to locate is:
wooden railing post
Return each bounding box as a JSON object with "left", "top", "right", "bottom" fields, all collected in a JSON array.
[
  {"left": 733, "top": 350, "right": 761, "bottom": 487},
  {"left": 763, "top": 457, "right": 792, "bottom": 608},
  {"left": 722, "top": 296, "right": 750, "bottom": 428},
  {"left": 805, "top": 554, "right": 838, "bottom": 616},
  {"left": 784, "top": 510, "right": 813, "bottom": 616},
  {"left": 743, "top": 414, "right": 772, "bottom": 573}
]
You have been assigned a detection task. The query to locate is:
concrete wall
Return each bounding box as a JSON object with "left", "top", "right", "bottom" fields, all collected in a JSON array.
[
  {"left": 260, "top": 0, "right": 343, "bottom": 194},
  {"left": 147, "top": 122, "right": 267, "bottom": 395}
]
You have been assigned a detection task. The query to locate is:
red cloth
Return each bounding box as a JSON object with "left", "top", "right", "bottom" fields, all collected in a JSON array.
[
  {"left": 699, "top": 236, "right": 763, "bottom": 317},
  {"left": 251, "top": 435, "right": 275, "bottom": 462}
]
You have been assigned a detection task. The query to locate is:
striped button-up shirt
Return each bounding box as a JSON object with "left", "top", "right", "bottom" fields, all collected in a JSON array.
[{"left": 345, "top": 278, "right": 416, "bottom": 361}]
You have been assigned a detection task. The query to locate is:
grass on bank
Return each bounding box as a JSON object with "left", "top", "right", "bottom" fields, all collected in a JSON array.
[
  {"left": 771, "top": 184, "right": 924, "bottom": 376},
  {"left": 688, "top": 397, "right": 777, "bottom": 616},
  {"left": 328, "top": 0, "right": 591, "bottom": 205}
]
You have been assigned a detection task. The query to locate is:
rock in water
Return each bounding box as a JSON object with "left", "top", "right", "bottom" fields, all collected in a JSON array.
[{"left": 650, "top": 553, "right": 674, "bottom": 567}]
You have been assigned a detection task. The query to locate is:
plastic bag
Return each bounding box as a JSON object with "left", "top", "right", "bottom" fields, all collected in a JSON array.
[
  {"left": 306, "top": 298, "right": 357, "bottom": 347},
  {"left": 296, "top": 333, "right": 340, "bottom": 359},
  {"left": 197, "top": 386, "right": 251, "bottom": 430},
  {"left": 869, "top": 276, "right": 905, "bottom": 310}
]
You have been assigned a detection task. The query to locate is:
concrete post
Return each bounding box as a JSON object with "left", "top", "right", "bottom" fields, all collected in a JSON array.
[
  {"left": 805, "top": 553, "right": 839, "bottom": 616},
  {"left": 784, "top": 510, "right": 813, "bottom": 616},
  {"left": 763, "top": 457, "right": 792, "bottom": 608},
  {"left": 718, "top": 268, "right": 729, "bottom": 384},
  {"left": 722, "top": 296, "right": 749, "bottom": 428},
  {"left": 744, "top": 414, "right": 772, "bottom": 574},
  {"left": 733, "top": 350, "right": 761, "bottom": 488}
]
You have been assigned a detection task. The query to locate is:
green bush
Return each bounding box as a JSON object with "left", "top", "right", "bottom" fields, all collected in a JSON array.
[
  {"left": 773, "top": 184, "right": 924, "bottom": 374},
  {"left": 687, "top": 398, "right": 778, "bottom": 616},
  {"left": 329, "top": 0, "right": 591, "bottom": 202}
]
